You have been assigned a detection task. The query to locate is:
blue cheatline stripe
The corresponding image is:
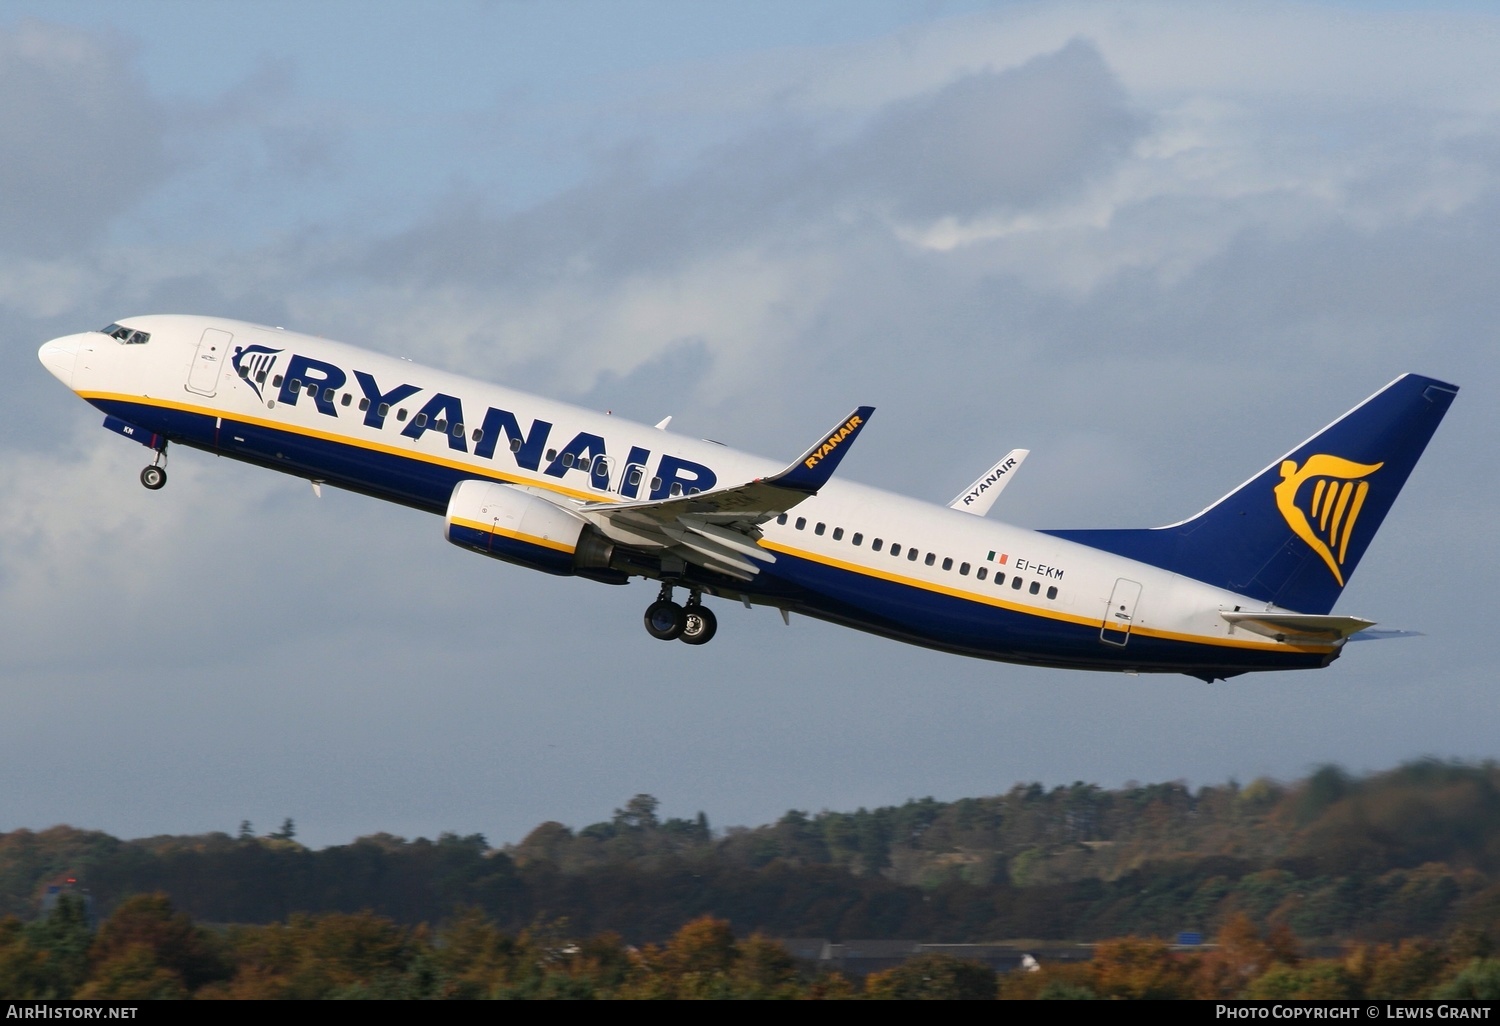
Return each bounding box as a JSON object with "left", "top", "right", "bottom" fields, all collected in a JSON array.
[
  {"left": 92, "top": 396, "right": 1331, "bottom": 675},
  {"left": 446, "top": 522, "right": 578, "bottom": 576},
  {"left": 760, "top": 545, "right": 1332, "bottom": 674}
]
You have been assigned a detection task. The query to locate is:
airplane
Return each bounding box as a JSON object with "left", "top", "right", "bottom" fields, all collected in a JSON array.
[{"left": 37, "top": 315, "right": 1457, "bottom": 681}]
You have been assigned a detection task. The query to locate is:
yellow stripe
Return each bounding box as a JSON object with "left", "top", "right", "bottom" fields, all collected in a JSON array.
[
  {"left": 759, "top": 540, "right": 1334, "bottom": 654},
  {"left": 80, "top": 390, "right": 611, "bottom": 505},
  {"left": 449, "top": 516, "right": 576, "bottom": 554},
  {"left": 1339, "top": 481, "right": 1368, "bottom": 564},
  {"left": 89, "top": 393, "right": 1331, "bottom": 655}
]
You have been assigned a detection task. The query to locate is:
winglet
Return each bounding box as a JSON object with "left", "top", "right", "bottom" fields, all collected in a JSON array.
[
  {"left": 949, "top": 449, "right": 1029, "bottom": 516},
  {"left": 765, "top": 406, "right": 875, "bottom": 493}
]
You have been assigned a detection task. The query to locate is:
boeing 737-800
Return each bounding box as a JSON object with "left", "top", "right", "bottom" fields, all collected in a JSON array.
[{"left": 38, "top": 316, "right": 1457, "bottom": 681}]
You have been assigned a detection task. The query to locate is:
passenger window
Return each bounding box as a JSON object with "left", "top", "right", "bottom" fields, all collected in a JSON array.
[
  {"left": 688, "top": 487, "right": 700, "bottom": 495},
  {"left": 397, "top": 409, "right": 408, "bottom": 422},
  {"left": 434, "top": 419, "right": 447, "bottom": 432},
  {"left": 924, "top": 552, "right": 935, "bottom": 566},
  {"left": 561, "top": 452, "right": 574, "bottom": 467},
  {"left": 872, "top": 538, "right": 883, "bottom": 552},
  {"left": 890, "top": 543, "right": 900, "bottom": 556},
  {"left": 414, "top": 413, "right": 428, "bottom": 428},
  {"left": 237, "top": 365, "right": 249, "bottom": 378},
  {"left": 257, "top": 371, "right": 268, "bottom": 384},
  {"left": 959, "top": 562, "right": 969, "bottom": 575},
  {"left": 978, "top": 567, "right": 989, "bottom": 581},
  {"left": 452, "top": 422, "right": 463, "bottom": 437},
  {"left": 472, "top": 428, "right": 483, "bottom": 441},
  {"left": 323, "top": 388, "right": 335, "bottom": 402},
  {"left": 815, "top": 523, "right": 825, "bottom": 536},
  {"left": 272, "top": 375, "right": 283, "bottom": 387},
  {"left": 546, "top": 449, "right": 557, "bottom": 461},
  {"left": 510, "top": 437, "right": 522, "bottom": 453},
  {"left": 995, "top": 573, "right": 1005, "bottom": 586},
  {"left": 341, "top": 394, "right": 352, "bottom": 407},
  {"left": 306, "top": 383, "right": 317, "bottom": 397},
  {"left": 1029, "top": 581, "right": 1040, "bottom": 595},
  {"left": 630, "top": 469, "right": 643, "bottom": 486},
  {"left": 908, "top": 549, "right": 920, "bottom": 562},
  {"left": 833, "top": 527, "right": 844, "bottom": 540},
  {"left": 670, "top": 482, "right": 683, "bottom": 496},
  {"left": 651, "top": 477, "right": 662, "bottom": 491},
  {"left": 1012, "top": 576, "right": 1023, "bottom": 590},
  {"left": 289, "top": 378, "right": 301, "bottom": 391},
  {"left": 795, "top": 517, "right": 806, "bottom": 530},
  {"left": 1047, "top": 586, "right": 1058, "bottom": 600},
  {"left": 942, "top": 557, "right": 953, "bottom": 571},
  {"left": 359, "top": 398, "right": 370, "bottom": 411},
  {"left": 852, "top": 533, "right": 863, "bottom": 546},
  {"left": 378, "top": 403, "right": 389, "bottom": 417}
]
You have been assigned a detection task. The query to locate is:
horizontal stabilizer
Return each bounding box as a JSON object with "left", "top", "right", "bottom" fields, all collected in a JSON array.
[
  {"left": 1220, "top": 611, "right": 1375, "bottom": 642},
  {"left": 1345, "top": 627, "right": 1424, "bottom": 642},
  {"left": 949, "top": 449, "right": 1029, "bottom": 516}
]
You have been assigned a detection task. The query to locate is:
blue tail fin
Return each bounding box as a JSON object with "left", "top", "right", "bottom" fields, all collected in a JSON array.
[{"left": 1044, "top": 374, "right": 1458, "bottom": 614}]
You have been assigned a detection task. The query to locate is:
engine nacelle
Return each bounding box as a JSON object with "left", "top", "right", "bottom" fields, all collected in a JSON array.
[{"left": 445, "top": 479, "right": 616, "bottom": 577}]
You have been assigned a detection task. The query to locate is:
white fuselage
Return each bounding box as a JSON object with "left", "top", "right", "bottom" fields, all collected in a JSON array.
[{"left": 38, "top": 315, "right": 1340, "bottom": 677}]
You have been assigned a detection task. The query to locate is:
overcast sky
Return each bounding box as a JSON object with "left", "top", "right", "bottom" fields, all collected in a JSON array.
[{"left": 2, "top": 1, "right": 1496, "bottom": 850}]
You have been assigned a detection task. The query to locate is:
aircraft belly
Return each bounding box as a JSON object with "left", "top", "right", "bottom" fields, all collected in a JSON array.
[{"left": 760, "top": 549, "right": 1328, "bottom": 674}]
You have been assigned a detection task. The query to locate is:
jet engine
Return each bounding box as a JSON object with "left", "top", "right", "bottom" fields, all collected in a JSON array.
[{"left": 445, "top": 479, "right": 620, "bottom": 580}]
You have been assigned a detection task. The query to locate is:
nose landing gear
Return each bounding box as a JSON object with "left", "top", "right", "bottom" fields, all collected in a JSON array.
[
  {"left": 643, "top": 585, "right": 718, "bottom": 645},
  {"left": 140, "top": 445, "right": 168, "bottom": 490}
]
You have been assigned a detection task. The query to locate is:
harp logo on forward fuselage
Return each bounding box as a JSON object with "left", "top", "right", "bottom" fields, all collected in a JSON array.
[{"left": 1274, "top": 454, "right": 1384, "bottom": 586}]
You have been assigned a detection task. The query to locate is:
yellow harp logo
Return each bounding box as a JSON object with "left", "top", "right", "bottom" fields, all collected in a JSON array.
[{"left": 1274, "top": 455, "right": 1384, "bottom": 586}]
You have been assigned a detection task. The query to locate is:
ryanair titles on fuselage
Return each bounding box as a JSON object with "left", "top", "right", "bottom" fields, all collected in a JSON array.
[
  {"left": 245, "top": 349, "right": 719, "bottom": 501},
  {"left": 803, "top": 414, "right": 863, "bottom": 470}
]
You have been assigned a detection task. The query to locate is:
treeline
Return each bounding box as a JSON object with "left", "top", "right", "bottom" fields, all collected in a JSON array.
[
  {"left": 3, "top": 761, "right": 1499, "bottom": 945},
  {"left": 4, "top": 895, "right": 1498, "bottom": 999}
]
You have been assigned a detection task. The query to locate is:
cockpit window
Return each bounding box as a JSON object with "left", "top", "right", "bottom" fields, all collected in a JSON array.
[{"left": 103, "top": 323, "right": 150, "bottom": 345}]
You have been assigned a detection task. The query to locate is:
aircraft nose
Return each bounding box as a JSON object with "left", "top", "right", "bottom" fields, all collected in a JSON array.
[{"left": 38, "top": 334, "right": 82, "bottom": 388}]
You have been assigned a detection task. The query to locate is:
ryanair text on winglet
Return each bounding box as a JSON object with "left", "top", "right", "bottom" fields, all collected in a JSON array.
[{"left": 804, "top": 415, "right": 863, "bottom": 470}]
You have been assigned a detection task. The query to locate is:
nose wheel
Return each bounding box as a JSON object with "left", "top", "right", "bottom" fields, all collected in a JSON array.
[
  {"left": 140, "top": 447, "right": 168, "bottom": 490},
  {"left": 643, "top": 586, "right": 718, "bottom": 644}
]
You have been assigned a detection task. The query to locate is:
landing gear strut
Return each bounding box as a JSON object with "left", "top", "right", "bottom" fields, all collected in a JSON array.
[
  {"left": 140, "top": 445, "right": 168, "bottom": 490},
  {"left": 643, "top": 585, "right": 718, "bottom": 644}
]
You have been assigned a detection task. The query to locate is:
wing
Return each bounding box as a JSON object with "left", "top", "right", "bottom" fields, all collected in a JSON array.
[{"left": 577, "top": 405, "right": 874, "bottom": 580}]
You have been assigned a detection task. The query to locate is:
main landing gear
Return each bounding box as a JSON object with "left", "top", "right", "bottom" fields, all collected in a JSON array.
[
  {"left": 643, "top": 585, "right": 718, "bottom": 646},
  {"left": 140, "top": 445, "right": 168, "bottom": 490}
]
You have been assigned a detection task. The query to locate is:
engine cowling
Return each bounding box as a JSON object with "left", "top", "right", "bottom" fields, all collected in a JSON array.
[{"left": 445, "top": 479, "right": 616, "bottom": 577}]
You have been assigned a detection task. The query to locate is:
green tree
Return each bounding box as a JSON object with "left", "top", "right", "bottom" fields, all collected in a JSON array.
[
  {"left": 85, "top": 893, "right": 227, "bottom": 996},
  {"left": 613, "top": 795, "right": 660, "bottom": 832},
  {"left": 1433, "top": 959, "right": 1500, "bottom": 1000},
  {"left": 864, "top": 953, "right": 996, "bottom": 1000},
  {"left": 23, "top": 893, "right": 93, "bottom": 998}
]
